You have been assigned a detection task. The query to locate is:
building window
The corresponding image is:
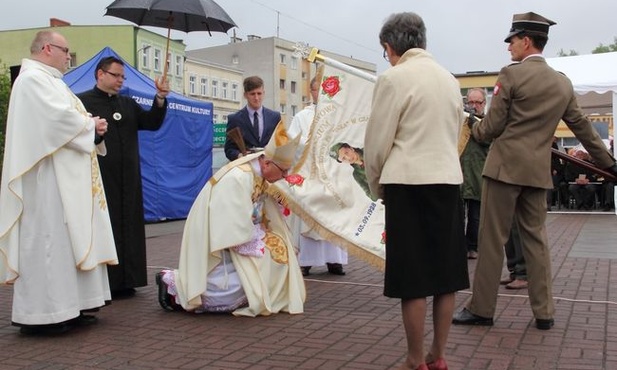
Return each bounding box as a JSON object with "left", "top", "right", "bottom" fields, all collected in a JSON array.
[
  {"left": 175, "top": 55, "right": 183, "bottom": 76},
  {"left": 69, "top": 53, "right": 77, "bottom": 68},
  {"left": 231, "top": 82, "right": 239, "bottom": 101},
  {"left": 291, "top": 105, "right": 298, "bottom": 116},
  {"left": 211, "top": 79, "right": 219, "bottom": 98},
  {"left": 222, "top": 115, "right": 228, "bottom": 123},
  {"left": 301, "top": 71, "right": 307, "bottom": 79},
  {"left": 154, "top": 49, "right": 162, "bottom": 71},
  {"left": 291, "top": 56, "right": 298, "bottom": 70},
  {"left": 279, "top": 79, "right": 286, "bottom": 89},
  {"left": 189, "top": 75, "right": 196, "bottom": 95},
  {"left": 280, "top": 104, "right": 286, "bottom": 114},
  {"left": 280, "top": 53, "right": 286, "bottom": 64},
  {"left": 142, "top": 47, "right": 150, "bottom": 69},
  {"left": 200, "top": 77, "right": 208, "bottom": 96},
  {"left": 222, "top": 81, "right": 229, "bottom": 100},
  {"left": 213, "top": 113, "right": 219, "bottom": 124},
  {"left": 290, "top": 81, "right": 297, "bottom": 94},
  {"left": 232, "top": 55, "right": 239, "bottom": 64}
]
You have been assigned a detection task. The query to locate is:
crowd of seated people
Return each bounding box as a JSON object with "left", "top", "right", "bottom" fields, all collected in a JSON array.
[{"left": 549, "top": 144, "right": 614, "bottom": 212}]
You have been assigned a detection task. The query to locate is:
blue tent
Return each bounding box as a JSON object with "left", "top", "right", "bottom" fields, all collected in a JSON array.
[{"left": 64, "top": 47, "right": 213, "bottom": 222}]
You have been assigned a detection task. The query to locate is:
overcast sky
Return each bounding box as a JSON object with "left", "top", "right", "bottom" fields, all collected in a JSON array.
[{"left": 2, "top": 0, "right": 616, "bottom": 74}]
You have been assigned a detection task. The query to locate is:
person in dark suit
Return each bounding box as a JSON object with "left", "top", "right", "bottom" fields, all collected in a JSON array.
[
  {"left": 564, "top": 149, "right": 599, "bottom": 210},
  {"left": 78, "top": 56, "right": 169, "bottom": 299},
  {"left": 224, "top": 76, "right": 281, "bottom": 161},
  {"left": 452, "top": 11, "right": 617, "bottom": 331}
]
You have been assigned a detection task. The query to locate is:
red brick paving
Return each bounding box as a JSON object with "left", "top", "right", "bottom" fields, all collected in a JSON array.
[{"left": 0, "top": 213, "right": 616, "bottom": 369}]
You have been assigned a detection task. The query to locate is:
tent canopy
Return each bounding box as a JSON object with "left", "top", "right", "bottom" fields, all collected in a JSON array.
[
  {"left": 64, "top": 47, "right": 213, "bottom": 222},
  {"left": 546, "top": 52, "right": 617, "bottom": 95},
  {"left": 546, "top": 52, "right": 617, "bottom": 147}
]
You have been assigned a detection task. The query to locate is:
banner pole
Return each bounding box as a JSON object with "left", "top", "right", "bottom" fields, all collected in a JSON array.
[{"left": 294, "top": 43, "right": 377, "bottom": 83}]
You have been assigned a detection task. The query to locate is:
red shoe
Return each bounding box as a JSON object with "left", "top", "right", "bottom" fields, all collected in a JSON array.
[
  {"left": 427, "top": 358, "right": 448, "bottom": 370},
  {"left": 415, "top": 364, "right": 429, "bottom": 370}
]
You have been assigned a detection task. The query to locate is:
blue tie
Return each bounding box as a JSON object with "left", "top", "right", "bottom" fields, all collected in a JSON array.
[{"left": 253, "top": 111, "right": 260, "bottom": 140}]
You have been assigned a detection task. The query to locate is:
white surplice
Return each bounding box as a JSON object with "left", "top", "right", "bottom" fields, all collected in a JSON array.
[
  {"left": 172, "top": 154, "right": 305, "bottom": 316},
  {"left": 0, "top": 58, "right": 118, "bottom": 325}
]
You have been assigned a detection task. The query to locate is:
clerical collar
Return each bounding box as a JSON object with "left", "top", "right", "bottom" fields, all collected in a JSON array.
[{"left": 93, "top": 86, "right": 118, "bottom": 99}]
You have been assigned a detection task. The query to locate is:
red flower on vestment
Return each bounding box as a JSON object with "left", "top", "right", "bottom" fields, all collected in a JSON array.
[
  {"left": 282, "top": 207, "right": 291, "bottom": 216},
  {"left": 285, "top": 174, "right": 304, "bottom": 187},
  {"left": 321, "top": 76, "right": 342, "bottom": 98},
  {"left": 380, "top": 231, "right": 386, "bottom": 244}
]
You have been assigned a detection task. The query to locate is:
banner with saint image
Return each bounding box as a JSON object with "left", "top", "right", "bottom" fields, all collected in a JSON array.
[{"left": 268, "top": 62, "right": 385, "bottom": 269}]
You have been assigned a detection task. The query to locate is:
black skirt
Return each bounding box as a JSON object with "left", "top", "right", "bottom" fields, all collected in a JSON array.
[{"left": 383, "top": 184, "right": 469, "bottom": 299}]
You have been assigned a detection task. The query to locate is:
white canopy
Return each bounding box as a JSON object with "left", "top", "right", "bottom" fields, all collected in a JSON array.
[
  {"left": 546, "top": 52, "right": 617, "bottom": 95},
  {"left": 545, "top": 52, "right": 617, "bottom": 144}
]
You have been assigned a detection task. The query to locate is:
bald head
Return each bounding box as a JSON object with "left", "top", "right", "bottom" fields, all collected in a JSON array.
[{"left": 30, "top": 31, "right": 71, "bottom": 73}]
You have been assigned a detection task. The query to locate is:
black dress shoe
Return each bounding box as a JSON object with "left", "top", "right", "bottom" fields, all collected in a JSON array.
[
  {"left": 111, "top": 288, "right": 136, "bottom": 299},
  {"left": 155, "top": 272, "right": 176, "bottom": 311},
  {"left": 70, "top": 313, "right": 98, "bottom": 327},
  {"left": 535, "top": 318, "right": 554, "bottom": 330},
  {"left": 452, "top": 308, "right": 494, "bottom": 326},
  {"left": 326, "top": 263, "right": 346, "bottom": 276},
  {"left": 16, "top": 322, "right": 74, "bottom": 335},
  {"left": 301, "top": 266, "right": 311, "bottom": 277}
]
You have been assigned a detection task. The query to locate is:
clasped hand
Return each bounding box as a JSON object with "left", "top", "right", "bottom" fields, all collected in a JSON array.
[{"left": 94, "top": 116, "right": 108, "bottom": 136}]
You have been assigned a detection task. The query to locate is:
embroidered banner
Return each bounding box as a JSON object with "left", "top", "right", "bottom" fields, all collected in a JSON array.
[{"left": 270, "top": 63, "right": 385, "bottom": 269}]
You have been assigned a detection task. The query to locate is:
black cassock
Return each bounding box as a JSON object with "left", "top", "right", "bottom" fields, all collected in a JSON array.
[{"left": 78, "top": 86, "right": 167, "bottom": 292}]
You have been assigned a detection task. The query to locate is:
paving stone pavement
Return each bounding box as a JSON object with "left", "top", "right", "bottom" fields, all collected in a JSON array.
[{"left": 1, "top": 213, "right": 616, "bottom": 369}]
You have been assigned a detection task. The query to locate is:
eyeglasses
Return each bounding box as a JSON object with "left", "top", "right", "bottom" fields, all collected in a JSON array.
[
  {"left": 467, "top": 100, "right": 485, "bottom": 105},
  {"left": 382, "top": 49, "right": 389, "bottom": 62},
  {"left": 103, "top": 70, "right": 127, "bottom": 80},
  {"left": 269, "top": 160, "right": 288, "bottom": 176},
  {"left": 48, "top": 44, "right": 70, "bottom": 54}
]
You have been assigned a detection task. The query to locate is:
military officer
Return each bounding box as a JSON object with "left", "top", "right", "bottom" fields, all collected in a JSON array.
[{"left": 452, "top": 11, "right": 617, "bottom": 330}]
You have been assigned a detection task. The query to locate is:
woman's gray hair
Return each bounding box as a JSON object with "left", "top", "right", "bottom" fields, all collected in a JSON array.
[{"left": 379, "top": 12, "right": 427, "bottom": 56}]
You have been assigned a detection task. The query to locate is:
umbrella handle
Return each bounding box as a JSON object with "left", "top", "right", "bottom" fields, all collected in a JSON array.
[{"left": 162, "top": 13, "right": 173, "bottom": 83}]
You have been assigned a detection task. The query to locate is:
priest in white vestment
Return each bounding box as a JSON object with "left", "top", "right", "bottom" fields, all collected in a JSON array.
[
  {"left": 0, "top": 31, "right": 118, "bottom": 334},
  {"left": 156, "top": 122, "right": 306, "bottom": 316},
  {"left": 286, "top": 77, "right": 348, "bottom": 277}
]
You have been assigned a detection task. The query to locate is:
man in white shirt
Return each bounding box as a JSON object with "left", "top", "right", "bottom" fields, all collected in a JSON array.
[{"left": 287, "top": 77, "right": 348, "bottom": 276}]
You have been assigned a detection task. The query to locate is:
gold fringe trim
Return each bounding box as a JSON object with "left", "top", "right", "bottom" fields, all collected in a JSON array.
[
  {"left": 291, "top": 65, "right": 325, "bottom": 174},
  {"left": 266, "top": 183, "right": 385, "bottom": 271}
]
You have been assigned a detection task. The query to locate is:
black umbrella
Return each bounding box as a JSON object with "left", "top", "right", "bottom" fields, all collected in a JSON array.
[{"left": 105, "top": 0, "right": 237, "bottom": 79}]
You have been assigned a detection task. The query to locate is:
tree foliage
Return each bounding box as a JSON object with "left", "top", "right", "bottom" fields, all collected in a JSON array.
[
  {"left": 557, "top": 48, "right": 578, "bottom": 57},
  {"left": 0, "top": 61, "right": 10, "bottom": 181},
  {"left": 592, "top": 37, "right": 617, "bottom": 54},
  {"left": 557, "top": 36, "right": 617, "bottom": 56}
]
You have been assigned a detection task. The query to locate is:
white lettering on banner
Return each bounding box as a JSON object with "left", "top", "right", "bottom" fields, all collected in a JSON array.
[{"left": 131, "top": 96, "right": 210, "bottom": 116}]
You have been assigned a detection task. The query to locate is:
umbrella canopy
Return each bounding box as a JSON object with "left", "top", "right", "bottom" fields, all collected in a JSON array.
[{"left": 105, "top": 0, "right": 237, "bottom": 34}]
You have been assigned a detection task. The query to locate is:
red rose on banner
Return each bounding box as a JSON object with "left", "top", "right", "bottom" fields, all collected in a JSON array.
[
  {"left": 285, "top": 174, "right": 304, "bottom": 187},
  {"left": 321, "top": 76, "right": 342, "bottom": 98}
]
